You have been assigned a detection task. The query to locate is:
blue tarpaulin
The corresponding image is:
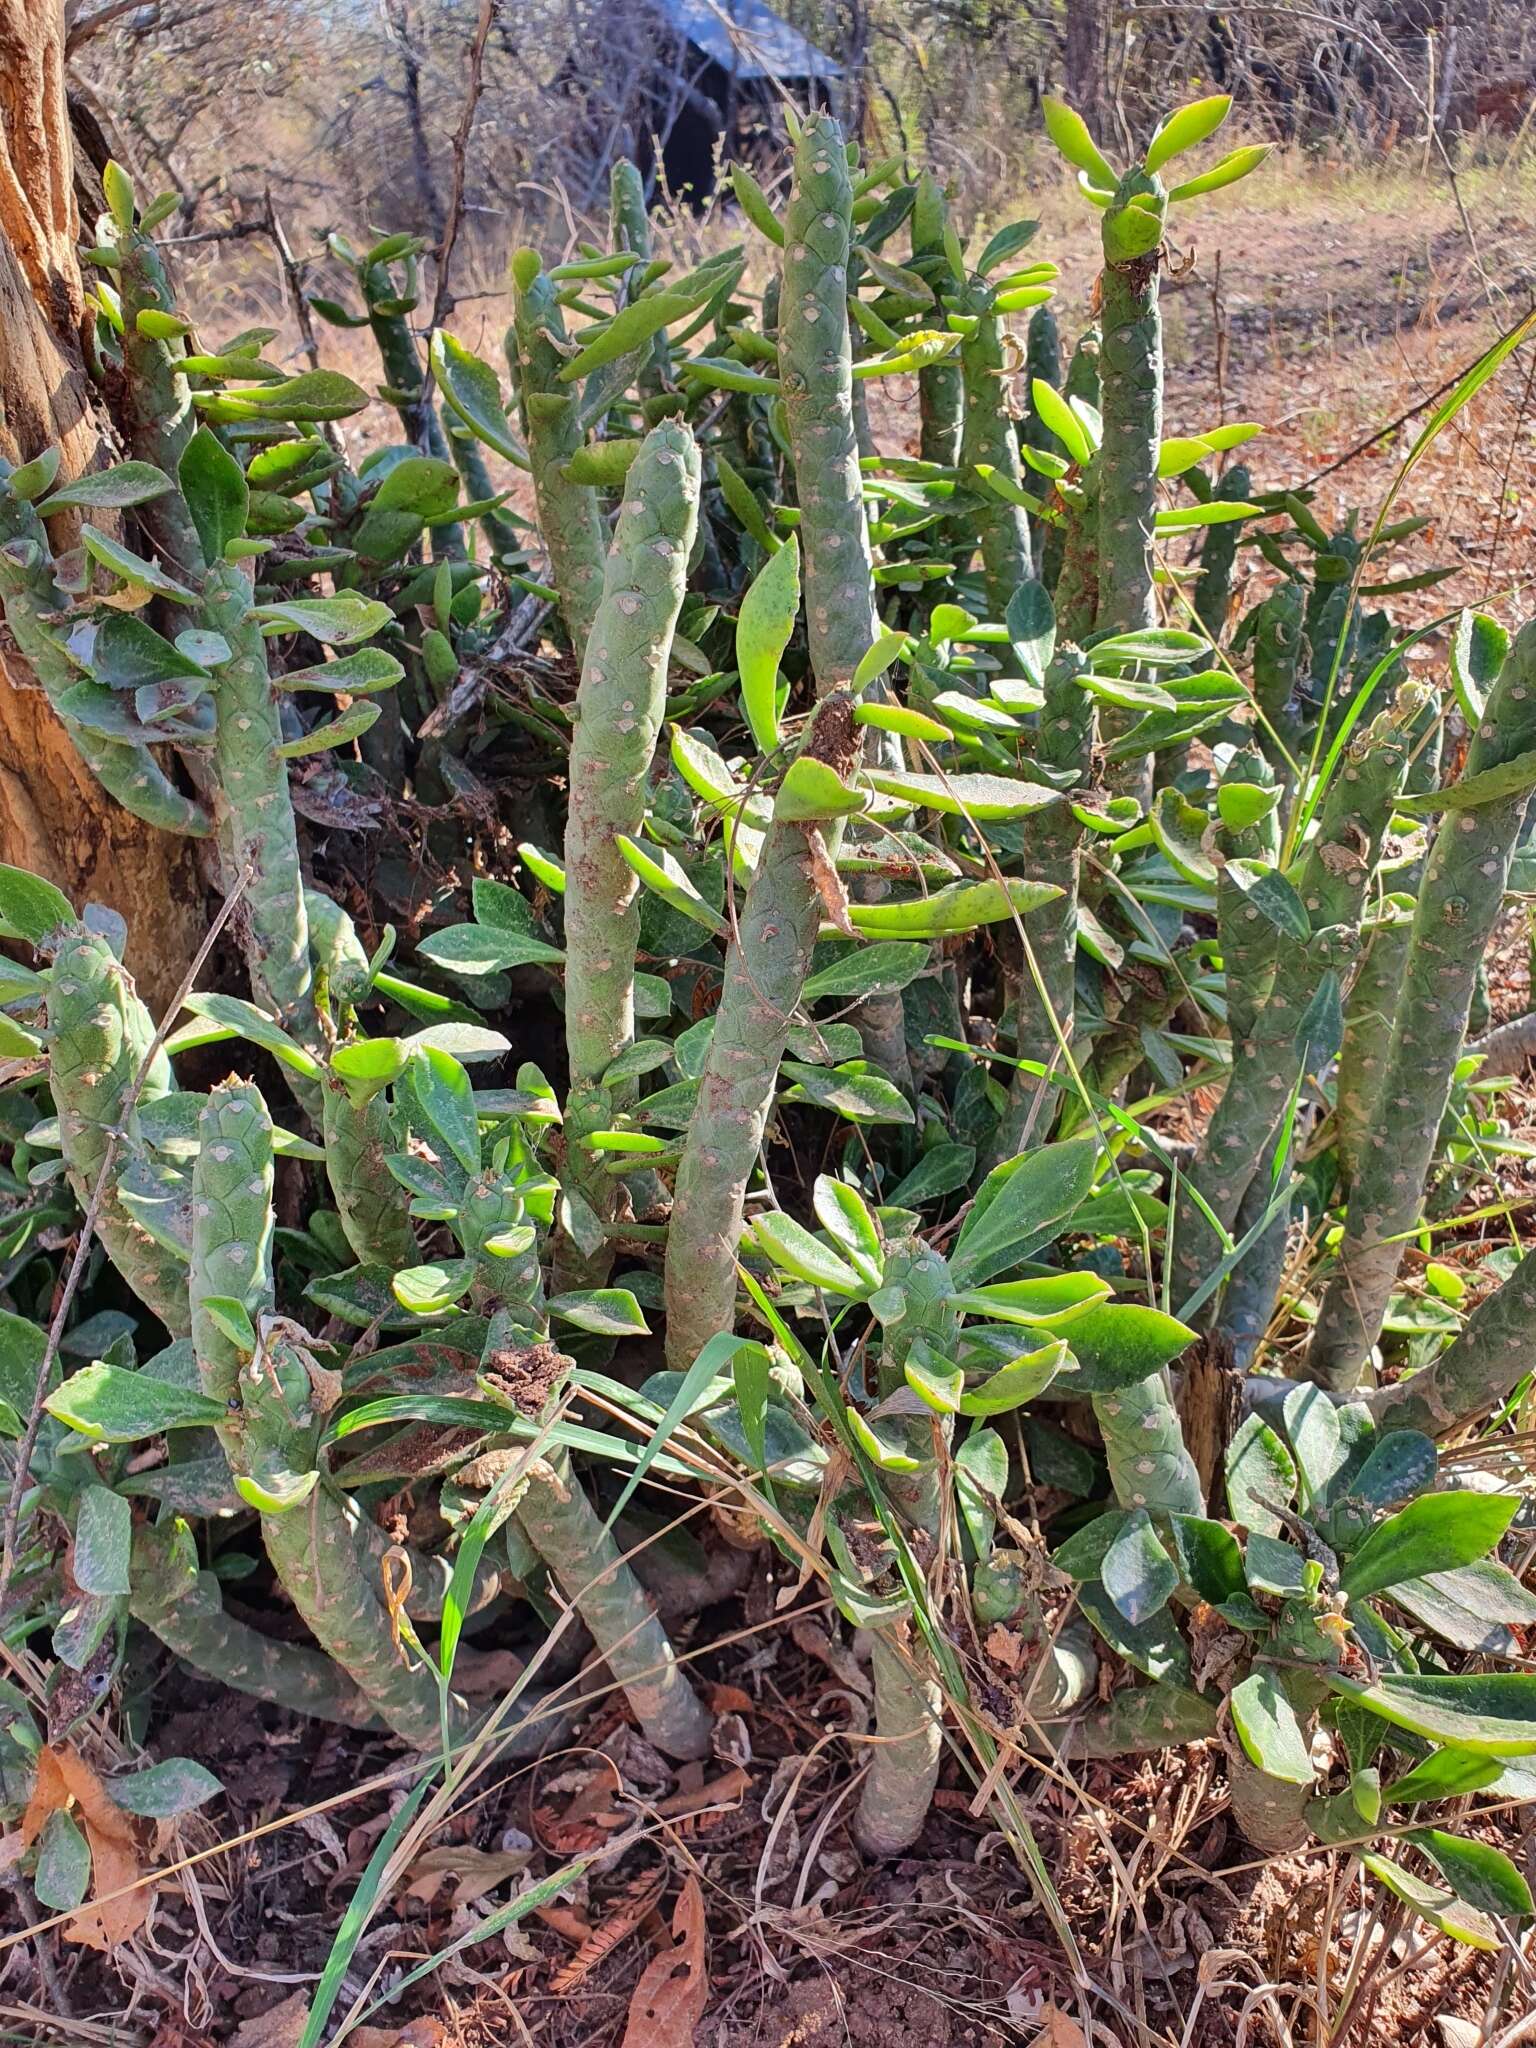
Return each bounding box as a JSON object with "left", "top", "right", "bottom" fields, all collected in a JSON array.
[{"left": 653, "top": 0, "right": 841, "bottom": 81}]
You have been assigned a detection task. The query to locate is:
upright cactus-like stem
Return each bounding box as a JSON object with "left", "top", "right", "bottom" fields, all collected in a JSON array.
[
  {"left": 1335, "top": 698, "right": 1444, "bottom": 1187},
  {"left": 1224, "top": 1727, "right": 1312, "bottom": 1853},
  {"left": 113, "top": 215, "right": 203, "bottom": 580},
  {"left": 853, "top": 1242, "right": 953, "bottom": 1856},
  {"left": 1019, "top": 302, "right": 1062, "bottom": 561},
  {"left": 1020, "top": 305, "right": 1064, "bottom": 452},
  {"left": 46, "top": 926, "right": 190, "bottom": 1332},
  {"left": 989, "top": 649, "right": 1094, "bottom": 1163},
  {"left": 911, "top": 175, "right": 963, "bottom": 468},
  {"left": 1175, "top": 698, "right": 1414, "bottom": 1317},
  {"left": 188, "top": 1081, "right": 275, "bottom": 1420},
  {"left": 200, "top": 563, "right": 314, "bottom": 1044},
  {"left": 780, "top": 116, "right": 881, "bottom": 685},
  {"left": 0, "top": 477, "right": 209, "bottom": 836},
  {"left": 857, "top": 1631, "right": 945, "bottom": 1857},
  {"left": 1221, "top": 1144, "right": 1291, "bottom": 1373},
  {"left": 663, "top": 703, "right": 855, "bottom": 1367},
  {"left": 609, "top": 160, "right": 671, "bottom": 398},
  {"left": 1249, "top": 580, "right": 1307, "bottom": 783},
  {"left": 362, "top": 257, "right": 450, "bottom": 462},
  {"left": 1050, "top": 457, "right": 1100, "bottom": 644},
  {"left": 1095, "top": 170, "right": 1167, "bottom": 803},
  {"left": 1310, "top": 621, "right": 1536, "bottom": 1388},
  {"left": 960, "top": 303, "right": 1033, "bottom": 617},
  {"left": 320, "top": 1062, "right": 415, "bottom": 1269},
  {"left": 561, "top": 421, "right": 700, "bottom": 1276},
  {"left": 1193, "top": 462, "right": 1249, "bottom": 644},
  {"left": 509, "top": 250, "right": 606, "bottom": 653},
  {"left": 1041, "top": 325, "right": 1099, "bottom": 605},
  {"left": 1064, "top": 322, "right": 1103, "bottom": 412},
  {"left": 191, "top": 1081, "right": 465, "bottom": 1747},
  {"left": 665, "top": 113, "right": 883, "bottom": 1367},
  {"left": 517, "top": 1445, "right": 713, "bottom": 1760},
  {"left": 1369, "top": 1242, "right": 1536, "bottom": 1436},
  {"left": 1334, "top": 905, "right": 1410, "bottom": 1190}
]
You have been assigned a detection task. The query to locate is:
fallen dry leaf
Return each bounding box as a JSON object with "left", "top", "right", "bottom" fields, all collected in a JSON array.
[
  {"left": 705, "top": 1683, "right": 752, "bottom": 1716},
  {"left": 621, "top": 1874, "right": 708, "bottom": 2047},
  {"left": 20, "top": 1743, "right": 147, "bottom": 1950},
  {"left": 229, "top": 1996, "right": 443, "bottom": 2048},
  {"left": 985, "top": 1623, "right": 1025, "bottom": 1673},
  {"left": 451, "top": 1646, "right": 527, "bottom": 1697},
  {"left": 1032, "top": 2004, "right": 1091, "bottom": 2048},
  {"left": 401, "top": 1841, "right": 534, "bottom": 1907},
  {"left": 653, "top": 1766, "right": 750, "bottom": 1822},
  {"left": 228, "top": 1995, "right": 306, "bottom": 2048}
]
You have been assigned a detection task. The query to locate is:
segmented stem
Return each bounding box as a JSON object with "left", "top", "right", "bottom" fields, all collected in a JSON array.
[
  {"left": 47, "top": 926, "right": 190, "bottom": 1331},
  {"left": 989, "top": 649, "right": 1095, "bottom": 1162},
  {"left": 561, "top": 421, "right": 700, "bottom": 1276},
  {"left": 509, "top": 256, "right": 606, "bottom": 653},
  {"left": 0, "top": 481, "right": 209, "bottom": 836},
  {"left": 200, "top": 563, "right": 315, "bottom": 1044},
  {"left": 1096, "top": 176, "right": 1166, "bottom": 802},
  {"left": 1311, "top": 623, "right": 1536, "bottom": 1386}
]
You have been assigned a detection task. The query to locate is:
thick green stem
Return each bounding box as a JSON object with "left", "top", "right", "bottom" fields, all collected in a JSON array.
[
  {"left": 780, "top": 113, "right": 881, "bottom": 688},
  {"left": 1194, "top": 464, "right": 1249, "bottom": 644},
  {"left": 1096, "top": 176, "right": 1166, "bottom": 803},
  {"left": 131, "top": 1525, "right": 376, "bottom": 1727},
  {"left": 663, "top": 777, "right": 828, "bottom": 1368},
  {"left": 1250, "top": 580, "right": 1307, "bottom": 785},
  {"left": 1369, "top": 1242, "right": 1536, "bottom": 1436},
  {"left": 115, "top": 228, "right": 203, "bottom": 580},
  {"left": 989, "top": 649, "right": 1094, "bottom": 1163},
  {"left": 609, "top": 161, "right": 671, "bottom": 398},
  {"left": 561, "top": 421, "right": 699, "bottom": 1278},
  {"left": 1042, "top": 326, "right": 1100, "bottom": 602},
  {"left": 0, "top": 480, "right": 209, "bottom": 836},
  {"left": 912, "top": 175, "right": 963, "bottom": 468},
  {"left": 1311, "top": 622, "right": 1536, "bottom": 1387},
  {"left": 517, "top": 1451, "right": 712, "bottom": 1759},
  {"left": 664, "top": 115, "right": 880, "bottom": 1366},
  {"left": 320, "top": 1068, "right": 414, "bottom": 1268},
  {"left": 854, "top": 1628, "right": 944, "bottom": 1857},
  {"left": 1223, "top": 1142, "right": 1291, "bottom": 1373},
  {"left": 1092, "top": 1370, "right": 1204, "bottom": 1515},
  {"left": 1051, "top": 466, "right": 1099, "bottom": 645},
  {"left": 1334, "top": 906, "right": 1410, "bottom": 1190},
  {"left": 852, "top": 1243, "right": 955, "bottom": 1854},
  {"left": 366, "top": 277, "right": 450, "bottom": 460},
  {"left": 200, "top": 562, "right": 314, "bottom": 1044},
  {"left": 1176, "top": 699, "right": 1413, "bottom": 1318},
  {"left": 46, "top": 926, "right": 189, "bottom": 1331},
  {"left": 960, "top": 307, "right": 1032, "bottom": 618},
  {"left": 509, "top": 255, "right": 605, "bottom": 654},
  {"left": 1019, "top": 302, "right": 1062, "bottom": 561},
  {"left": 262, "top": 1463, "right": 470, "bottom": 1750},
  {"left": 191, "top": 1080, "right": 462, "bottom": 1746},
  {"left": 1225, "top": 1736, "right": 1312, "bottom": 1852}
]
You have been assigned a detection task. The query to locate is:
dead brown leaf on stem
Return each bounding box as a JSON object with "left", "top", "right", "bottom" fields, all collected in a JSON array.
[{"left": 19, "top": 1742, "right": 147, "bottom": 1951}]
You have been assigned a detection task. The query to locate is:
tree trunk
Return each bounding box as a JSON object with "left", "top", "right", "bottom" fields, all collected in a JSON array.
[
  {"left": 1063, "top": 0, "right": 1103, "bottom": 133},
  {"left": 0, "top": 0, "right": 201, "bottom": 1014}
]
